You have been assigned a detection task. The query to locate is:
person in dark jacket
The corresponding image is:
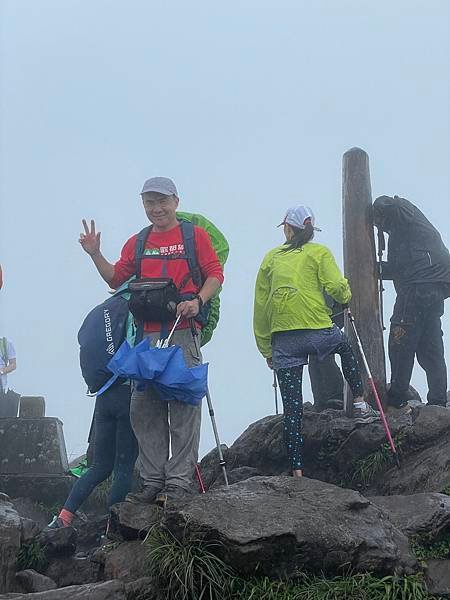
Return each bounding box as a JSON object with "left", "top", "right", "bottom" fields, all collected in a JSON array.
[{"left": 373, "top": 195, "right": 450, "bottom": 409}]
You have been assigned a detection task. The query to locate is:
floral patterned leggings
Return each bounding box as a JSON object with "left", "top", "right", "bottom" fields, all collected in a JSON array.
[{"left": 276, "top": 341, "right": 363, "bottom": 471}]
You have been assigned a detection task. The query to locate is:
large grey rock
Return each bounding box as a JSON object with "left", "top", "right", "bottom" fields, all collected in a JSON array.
[
  {"left": 15, "top": 570, "right": 56, "bottom": 593},
  {"left": 0, "top": 418, "right": 68, "bottom": 475},
  {"left": 0, "top": 578, "right": 156, "bottom": 599},
  {"left": 408, "top": 405, "right": 450, "bottom": 446},
  {"left": 370, "top": 493, "right": 450, "bottom": 539},
  {"left": 367, "top": 428, "right": 450, "bottom": 496},
  {"left": 0, "top": 497, "right": 21, "bottom": 593},
  {"left": 165, "top": 476, "right": 417, "bottom": 578},
  {"left": 210, "top": 466, "right": 262, "bottom": 489},
  {"left": 19, "top": 516, "right": 40, "bottom": 544},
  {"left": 425, "top": 559, "right": 450, "bottom": 597},
  {"left": 200, "top": 405, "right": 450, "bottom": 496},
  {"left": 200, "top": 410, "right": 410, "bottom": 489},
  {"left": 124, "top": 577, "right": 155, "bottom": 599},
  {"left": 109, "top": 502, "right": 161, "bottom": 541},
  {"left": 103, "top": 540, "right": 148, "bottom": 582},
  {"left": 36, "top": 526, "right": 77, "bottom": 558},
  {"left": 45, "top": 555, "right": 100, "bottom": 588},
  {"left": 0, "top": 580, "right": 127, "bottom": 599},
  {"left": 75, "top": 514, "right": 108, "bottom": 553}
]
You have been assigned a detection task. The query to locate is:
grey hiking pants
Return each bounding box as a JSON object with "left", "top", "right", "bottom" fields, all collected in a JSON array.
[{"left": 130, "top": 328, "right": 202, "bottom": 491}]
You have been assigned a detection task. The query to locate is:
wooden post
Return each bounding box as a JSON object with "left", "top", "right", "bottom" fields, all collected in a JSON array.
[{"left": 342, "top": 147, "right": 387, "bottom": 407}]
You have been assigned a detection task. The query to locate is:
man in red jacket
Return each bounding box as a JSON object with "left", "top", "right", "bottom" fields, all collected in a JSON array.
[{"left": 80, "top": 177, "right": 224, "bottom": 504}]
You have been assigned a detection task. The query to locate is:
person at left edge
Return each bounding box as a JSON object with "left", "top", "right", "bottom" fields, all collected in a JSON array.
[{"left": 79, "top": 177, "right": 224, "bottom": 505}]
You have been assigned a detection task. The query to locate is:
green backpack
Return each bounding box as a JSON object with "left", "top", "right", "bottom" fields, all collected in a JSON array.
[{"left": 176, "top": 212, "right": 229, "bottom": 346}]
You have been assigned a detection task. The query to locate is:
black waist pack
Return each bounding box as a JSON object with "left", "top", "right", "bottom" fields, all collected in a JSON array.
[{"left": 128, "top": 278, "right": 179, "bottom": 322}]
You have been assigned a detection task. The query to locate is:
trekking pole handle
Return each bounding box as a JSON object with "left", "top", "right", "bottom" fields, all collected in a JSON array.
[{"left": 163, "top": 314, "right": 182, "bottom": 347}]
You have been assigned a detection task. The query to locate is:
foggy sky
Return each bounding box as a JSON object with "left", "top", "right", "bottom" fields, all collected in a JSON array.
[{"left": 1, "top": 0, "right": 449, "bottom": 460}]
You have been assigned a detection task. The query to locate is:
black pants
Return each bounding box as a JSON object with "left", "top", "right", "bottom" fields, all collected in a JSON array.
[
  {"left": 308, "top": 354, "right": 344, "bottom": 408},
  {"left": 389, "top": 289, "right": 447, "bottom": 406}
]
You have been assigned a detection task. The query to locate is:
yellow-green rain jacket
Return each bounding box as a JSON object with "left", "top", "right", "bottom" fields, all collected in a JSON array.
[{"left": 253, "top": 242, "right": 352, "bottom": 358}]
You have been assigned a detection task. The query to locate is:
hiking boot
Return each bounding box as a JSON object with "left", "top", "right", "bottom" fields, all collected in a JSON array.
[
  {"left": 388, "top": 403, "right": 412, "bottom": 416},
  {"left": 46, "top": 516, "right": 68, "bottom": 529},
  {"left": 155, "top": 485, "right": 192, "bottom": 508},
  {"left": 352, "top": 403, "right": 380, "bottom": 423},
  {"left": 125, "top": 485, "right": 162, "bottom": 504},
  {"left": 387, "top": 388, "right": 414, "bottom": 410}
]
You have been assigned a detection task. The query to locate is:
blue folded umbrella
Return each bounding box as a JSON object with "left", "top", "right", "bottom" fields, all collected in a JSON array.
[{"left": 96, "top": 338, "right": 208, "bottom": 406}]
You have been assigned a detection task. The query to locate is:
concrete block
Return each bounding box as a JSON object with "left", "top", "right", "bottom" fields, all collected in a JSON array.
[
  {"left": 19, "top": 396, "right": 46, "bottom": 418},
  {"left": 0, "top": 417, "right": 68, "bottom": 475}
]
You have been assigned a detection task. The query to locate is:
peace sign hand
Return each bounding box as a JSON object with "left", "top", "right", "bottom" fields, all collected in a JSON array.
[{"left": 79, "top": 219, "right": 101, "bottom": 256}]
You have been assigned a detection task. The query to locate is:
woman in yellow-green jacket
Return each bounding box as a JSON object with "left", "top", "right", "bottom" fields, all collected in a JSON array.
[{"left": 253, "top": 206, "right": 378, "bottom": 478}]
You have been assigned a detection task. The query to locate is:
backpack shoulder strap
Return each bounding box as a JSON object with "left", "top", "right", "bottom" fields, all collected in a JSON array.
[
  {"left": 180, "top": 220, "right": 202, "bottom": 288},
  {"left": 135, "top": 226, "right": 152, "bottom": 279}
]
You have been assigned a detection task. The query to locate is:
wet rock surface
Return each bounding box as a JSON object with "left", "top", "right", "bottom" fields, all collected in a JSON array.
[
  {"left": 165, "top": 476, "right": 418, "bottom": 578},
  {"left": 425, "top": 559, "right": 450, "bottom": 597},
  {"left": 45, "top": 555, "right": 101, "bottom": 588},
  {"left": 15, "top": 570, "right": 56, "bottom": 593},
  {"left": 109, "top": 501, "right": 161, "bottom": 541},
  {"left": 0, "top": 496, "right": 22, "bottom": 593},
  {"left": 102, "top": 540, "right": 149, "bottom": 582},
  {"left": 36, "top": 526, "right": 77, "bottom": 559},
  {"left": 370, "top": 492, "right": 450, "bottom": 540},
  {"left": 200, "top": 405, "right": 450, "bottom": 496}
]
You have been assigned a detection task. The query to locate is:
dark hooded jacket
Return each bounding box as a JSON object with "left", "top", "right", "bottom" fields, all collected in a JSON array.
[{"left": 373, "top": 196, "right": 450, "bottom": 299}]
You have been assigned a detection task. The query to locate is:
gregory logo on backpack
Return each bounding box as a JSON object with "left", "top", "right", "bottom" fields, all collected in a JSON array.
[
  {"left": 106, "top": 343, "right": 115, "bottom": 355},
  {"left": 104, "top": 309, "right": 113, "bottom": 343}
]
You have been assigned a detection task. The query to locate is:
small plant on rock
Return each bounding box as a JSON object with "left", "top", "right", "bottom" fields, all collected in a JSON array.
[
  {"left": 412, "top": 532, "right": 450, "bottom": 560},
  {"left": 17, "top": 539, "right": 48, "bottom": 572},
  {"left": 348, "top": 431, "right": 406, "bottom": 487},
  {"left": 144, "top": 523, "right": 235, "bottom": 600}
]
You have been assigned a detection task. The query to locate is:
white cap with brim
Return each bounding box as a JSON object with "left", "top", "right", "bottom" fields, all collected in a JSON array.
[
  {"left": 278, "top": 205, "right": 321, "bottom": 231},
  {"left": 141, "top": 177, "right": 178, "bottom": 197}
]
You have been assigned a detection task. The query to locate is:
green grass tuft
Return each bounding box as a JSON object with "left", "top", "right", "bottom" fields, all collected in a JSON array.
[
  {"left": 17, "top": 539, "right": 48, "bottom": 572},
  {"left": 348, "top": 431, "right": 406, "bottom": 487},
  {"left": 143, "top": 523, "right": 440, "bottom": 600},
  {"left": 237, "top": 572, "right": 437, "bottom": 599},
  {"left": 144, "top": 523, "right": 235, "bottom": 600},
  {"left": 412, "top": 532, "right": 450, "bottom": 560}
]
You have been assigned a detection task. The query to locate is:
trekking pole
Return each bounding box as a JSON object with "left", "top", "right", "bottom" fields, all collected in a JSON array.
[
  {"left": 377, "top": 228, "right": 386, "bottom": 331},
  {"left": 343, "top": 309, "right": 353, "bottom": 418},
  {"left": 157, "top": 314, "right": 182, "bottom": 348},
  {"left": 272, "top": 371, "right": 279, "bottom": 415},
  {"left": 195, "top": 464, "right": 206, "bottom": 494},
  {"left": 189, "top": 319, "right": 229, "bottom": 487},
  {"left": 346, "top": 309, "right": 401, "bottom": 469}
]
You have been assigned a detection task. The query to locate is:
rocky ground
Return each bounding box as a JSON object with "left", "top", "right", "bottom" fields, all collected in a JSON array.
[{"left": 0, "top": 402, "right": 449, "bottom": 598}]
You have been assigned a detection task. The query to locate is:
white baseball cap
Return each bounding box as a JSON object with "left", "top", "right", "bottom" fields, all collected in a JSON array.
[{"left": 278, "top": 205, "right": 321, "bottom": 231}]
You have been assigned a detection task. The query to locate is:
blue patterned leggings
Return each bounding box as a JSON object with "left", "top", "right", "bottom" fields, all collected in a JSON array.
[{"left": 276, "top": 341, "right": 363, "bottom": 471}]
